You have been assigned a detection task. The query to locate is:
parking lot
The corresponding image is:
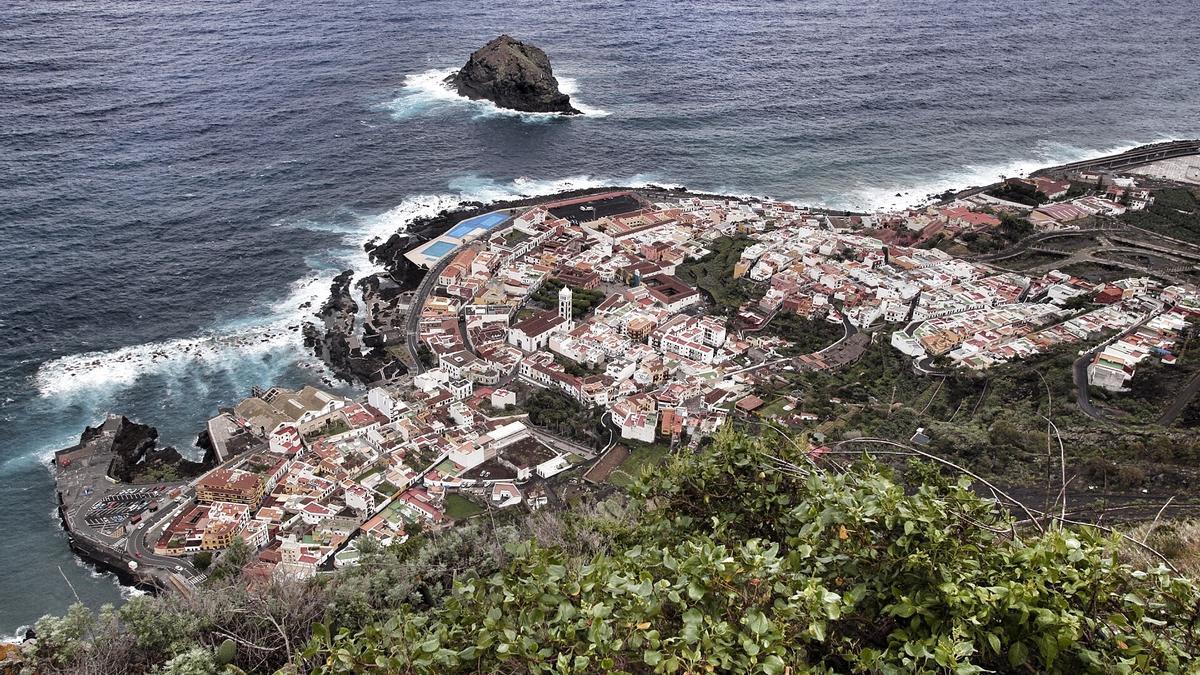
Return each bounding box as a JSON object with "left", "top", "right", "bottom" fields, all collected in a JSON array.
[{"left": 82, "top": 485, "right": 168, "bottom": 534}]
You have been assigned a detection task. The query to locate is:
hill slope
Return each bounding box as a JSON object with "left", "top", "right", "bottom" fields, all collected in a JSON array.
[{"left": 20, "top": 429, "right": 1200, "bottom": 674}]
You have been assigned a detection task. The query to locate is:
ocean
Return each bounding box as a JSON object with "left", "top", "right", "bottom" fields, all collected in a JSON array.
[{"left": 2, "top": 0, "right": 1198, "bottom": 632}]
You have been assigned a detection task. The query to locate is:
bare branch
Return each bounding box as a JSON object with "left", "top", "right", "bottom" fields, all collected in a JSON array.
[
  {"left": 1143, "top": 496, "right": 1177, "bottom": 546},
  {"left": 830, "top": 437, "right": 1044, "bottom": 534}
]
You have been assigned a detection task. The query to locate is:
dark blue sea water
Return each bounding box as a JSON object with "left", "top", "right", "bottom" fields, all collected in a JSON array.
[{"left": 2, "top": 0, "right": 1198, "bottom": 632}]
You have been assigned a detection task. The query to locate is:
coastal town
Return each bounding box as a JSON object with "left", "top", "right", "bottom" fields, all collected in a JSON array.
[{"left": 52, "top": 140, "right": 1200, "bottom": 593}]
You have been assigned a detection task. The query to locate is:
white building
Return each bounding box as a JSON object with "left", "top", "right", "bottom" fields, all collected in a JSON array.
[
  {"left": 508, "top": 310, "right": 567, "bottom": 352},
  {"left": 490, "top": 388, "right": 517, "bottom": 410}
]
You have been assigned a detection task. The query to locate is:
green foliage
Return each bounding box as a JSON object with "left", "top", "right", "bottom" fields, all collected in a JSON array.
[
  {"left": 952, "top": 211, "right": 1035, "bottom": 254},
  {"left": 416, "top": 343, "right": 436, "bottom": 368},
  {"left": 989, "top": 180, "right": 1047, "bottom": 207},
  {"left": 1090, "top": 354, "right": 1198, "bottom": 425},
  {"left": 1123, "top": 188, "right": 1200, "bottom": 244},
  {"left": 526, "top": 387, "right": 605, "bottom": 446},
  {"left": 555, "top": 352, "right": 604, "bottom": 378},
  {"left": 192, "top": 551, "right": 213, "bottom": 572},
  {"left": 206, "top": 537, "right": 251, "bottom": 584},
  {"left": 759, "top": 313, "right": 845, "bottom": 356},
  {"left": 676, "top": 236, "right": 765, "bottom": 310},
  {"left": 443, "top": 493, "right": 484, "bottom": 520},
  {"left": 24, "top": 602, "right": 112, "bottom": 669},
  {"left": 299, "top": 429, "right": 1200, "bottom": 673},
  {"left": 117, "top": 596, "right": 209, "bottom": 655},
  {"left": 998, "top": 211, "right": 1033, "bottom": 240},
  {"left": 215, "top": 638, "right": 236, "bottom": 666},
  {"left": 155, "top": 646, "right": 219, "bottom": 675},
  {"left": 607, "top": 441, "right": 672, "bottom": 488},
  {"left": 529, "top": 279, "right": 606, "bottom": 319}
]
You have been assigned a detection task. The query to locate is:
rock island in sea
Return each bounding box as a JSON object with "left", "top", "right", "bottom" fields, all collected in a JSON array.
[{"left": 446, "top": 34, "right": 581, "bottom": 115}]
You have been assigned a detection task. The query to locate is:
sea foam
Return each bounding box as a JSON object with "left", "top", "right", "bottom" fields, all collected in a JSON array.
[
  {"left": 825, "top": 138, "right": 1180, "bottom": 213},
  {"left": 32, "top": 269, "right": 332, "bottom": 400},
  {"left": 32, "top": 173, "right": 661, "bottom": 402},
  {"left": 383, "top": 67, "right": 610, "bottom": 122}
]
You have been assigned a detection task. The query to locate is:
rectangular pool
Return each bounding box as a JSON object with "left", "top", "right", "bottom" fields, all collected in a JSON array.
[
  {"left": 447, "top": 211, "right": 508, "bottom": 238},
  {"left": 422, "top": 241, "right": 456, "bottom": 258}
]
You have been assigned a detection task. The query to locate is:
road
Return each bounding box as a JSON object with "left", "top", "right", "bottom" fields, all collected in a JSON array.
[
  {"left": 125, "top": 493, "right": 199, "bottom": 578},
  {"left": 403, "top": 209, "right": 518, "bottom": 375},
  {"left": 404, "top": 241, "right": 461, "bottom": 375}
]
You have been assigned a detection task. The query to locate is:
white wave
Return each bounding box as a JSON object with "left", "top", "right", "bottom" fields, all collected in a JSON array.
[
  {"left": 819, "top": 137, "right": 1181, "bottom": 212},
  {"left": 33, "top": 271, "right": 331, "bottom": 400},
  {"left": 119, "top": 584, "right": 149, "bottom": 600},
  {"left": 556, "top": 76, "right": 609, "bottom": 117},
  {"left": 382, "top": 67, "right": 609, "bottom": 122},
  {"left": 33, "top": 172, "right": 663, "bottom": 404}
]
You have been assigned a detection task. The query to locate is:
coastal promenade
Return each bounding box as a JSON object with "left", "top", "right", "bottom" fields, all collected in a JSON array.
[{"left": 1030, "top": 140, "right": 1200, "bottom": 179}]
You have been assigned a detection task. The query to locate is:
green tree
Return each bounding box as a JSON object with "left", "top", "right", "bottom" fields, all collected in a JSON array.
[
  {"left": 192, "top": 551, "right": 213, "bottom": 572},
  {"left": 207, "top": 538, "right": 251, "bottom": 583},
  {"left": 416, "top": 343, "right": 436, "bottom": 368}
]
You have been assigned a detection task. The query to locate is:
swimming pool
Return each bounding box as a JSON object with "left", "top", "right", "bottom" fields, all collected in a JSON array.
[
  {"left": 422, "top": 241, "right": 456, "bottom": 258},
  {"left": 447, "top": 211, "right": 508, "bottom": 238}
]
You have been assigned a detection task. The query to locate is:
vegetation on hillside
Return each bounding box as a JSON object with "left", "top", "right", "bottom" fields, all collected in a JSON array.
[
  {"left": 758, "top": 313, "right": 845, "bottom": 356},
  {"left": 754, "top": 339, "right": 1200, "bottom": 496},
  {"left": 676, "top": 236, "right": 765, "bottom": 311},
  {"left": 299, "top": 429, "right": 1200, "bottom": 673},
  {"left": 525, "top": 387, "right": 607, "bottom": 447},
  {"left": 1089, "top": 354, "right": 1200, "bottom": 425},
  {"left": 1123, "top": 188, "right": 1200, "bottom": 244},
  {"left": 988, "top": 180, "right": 1046, "bottom": 207},
  {"left": 928, "top": 212, "right": 1033, "bottom": 255},
  {"left": 20, "top": 428, "right": 1200, "bottom": 673}
]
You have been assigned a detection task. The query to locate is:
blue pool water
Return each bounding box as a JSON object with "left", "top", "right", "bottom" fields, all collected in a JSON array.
[
  {"left": 447, "top": 211, "right": 509, "bottom": 238},
  {"left": 422, "top": 241, "right": 458, "bottom": 258}
]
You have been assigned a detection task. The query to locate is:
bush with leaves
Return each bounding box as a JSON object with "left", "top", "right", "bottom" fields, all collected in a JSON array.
[
  {"left": 301, "top": 428, "right": 1200, "bottom": 673},
  {"left": 17, "top": 501, "right": 627, "bottom": 674}
]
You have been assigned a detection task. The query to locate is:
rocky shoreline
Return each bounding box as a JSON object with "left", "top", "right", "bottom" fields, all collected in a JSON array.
[
  {"left": 302, "top": 271, "right": 406, "bottom": 385},
  {"left": 50, "top": 416, "right": 214, "bottom": 602},
  {"left": 302, "top": 183, "right": 860, "bottom": 386}
]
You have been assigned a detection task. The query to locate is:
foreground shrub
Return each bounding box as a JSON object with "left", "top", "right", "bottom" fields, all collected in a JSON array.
[{"left": 300, "top": 429, "right": 1200, "bottom": 673}]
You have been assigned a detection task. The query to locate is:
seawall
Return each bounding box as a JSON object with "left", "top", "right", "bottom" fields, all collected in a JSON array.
[{"left": 54, "top": 492, "right": 163, "bottom": 596}]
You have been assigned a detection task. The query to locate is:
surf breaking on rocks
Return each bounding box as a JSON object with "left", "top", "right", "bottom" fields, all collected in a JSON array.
[
  {"left": 31, "top": 174, "right": 661, "bottom": 402},
  {"left": 383, "top": 67, "right": 610, "bottom": 122}
]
